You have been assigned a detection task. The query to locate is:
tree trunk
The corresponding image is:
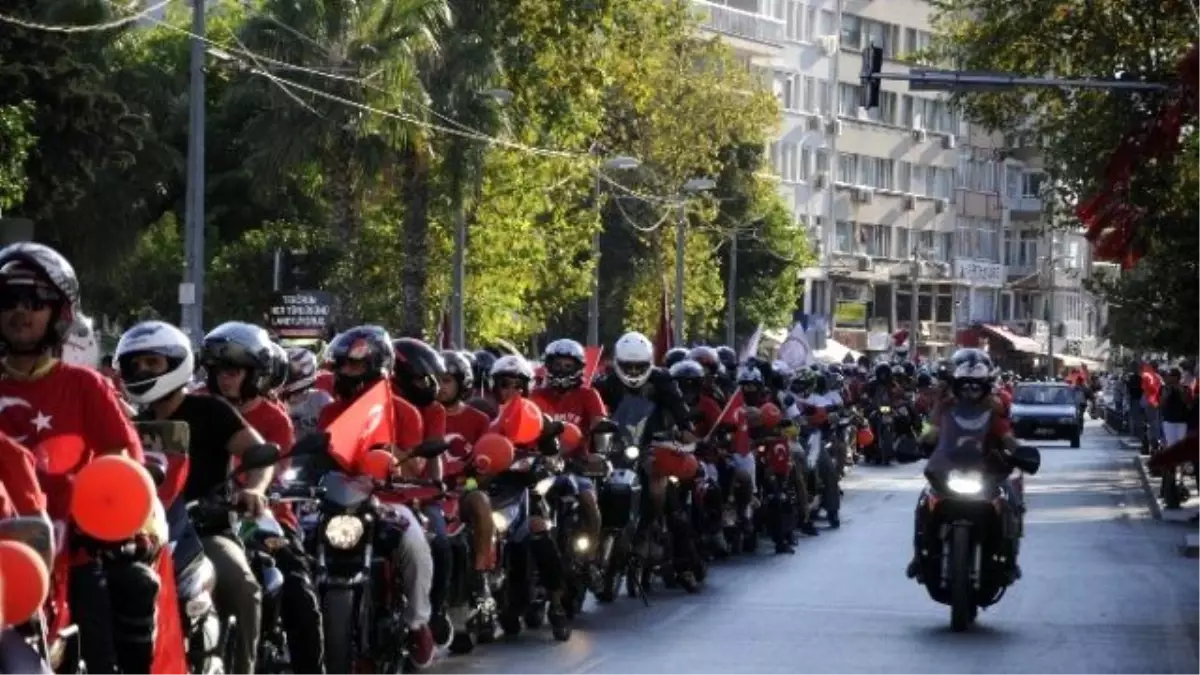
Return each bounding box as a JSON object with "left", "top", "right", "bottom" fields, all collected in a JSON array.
[
  {"left": 399, "top": 143, "right": 432, "bottom": 338},
  {"left": 324, "top": 136, "right": 362, "bottom": 322}
]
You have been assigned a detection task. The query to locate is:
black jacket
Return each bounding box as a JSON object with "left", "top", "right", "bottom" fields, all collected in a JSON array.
[{"left": 595, "top": 367, "right": 694, "bottom": 442}]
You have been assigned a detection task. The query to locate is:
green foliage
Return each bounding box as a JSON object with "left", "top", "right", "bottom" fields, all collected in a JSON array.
[
  {"left": 4, "top": 0, "right": 805, "bottom": 352},
  {"left": 928, "top": 0, "right": 1197, "bottom": 356},
  {"left": 0, "top": 101, "right": 35, "bottom": 210}
]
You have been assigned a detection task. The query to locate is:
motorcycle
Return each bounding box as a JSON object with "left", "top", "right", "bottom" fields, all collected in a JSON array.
[
  {"left": 871, "top": 405, "right": 896, "bottom": 465},
  {"left": 594, "top": 400, "right": 650, "bottom": 603},
  {"left": 914, "top": 440, "right": 1041, "bottom": 631},
  {"left": 0, "top": 517, "right": 81, "bottom": 675},
  {"left": 756, "top": 425, "right": 799, "bottom": 551},
  {"left": 438, "top": 456, "right": 502, "bottom": 655},
  {"left": 638, "top": 437, "right": 704, "bottom": 593},
  {"left": 311, "top": 440, "right": 450, "bottom": 673}
]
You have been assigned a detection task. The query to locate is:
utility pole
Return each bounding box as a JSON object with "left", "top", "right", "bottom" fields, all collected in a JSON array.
[
  {"left": 588, "top": 166, "right": 602, "bottom": 347},
  {"left": 910, "top": 257, "right": 920, "bottom": 358},
  {"left": 726, "top": 229, "right": 737, "bottom": 346},
  {"left": 823, "top": 0, "right": 844, "bottom": 327},
  {"left": 181, "top": 0, "right": 207, "bottom": 342},
  {"left": 674, "top": 201, "right": 686, "bottom": 342},
  {"left": 1046, "top": 260, "right": 1057, "bottom": 379}
]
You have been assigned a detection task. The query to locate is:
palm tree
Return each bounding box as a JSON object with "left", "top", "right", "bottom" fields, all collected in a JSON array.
[{"left": 231, "top": 0, "right": 449, "bottom": 318}]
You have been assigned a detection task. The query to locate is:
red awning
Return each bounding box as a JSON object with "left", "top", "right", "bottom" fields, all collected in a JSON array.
[{"left": 981, "top": 324, "right": 1043, "bottom": 354}]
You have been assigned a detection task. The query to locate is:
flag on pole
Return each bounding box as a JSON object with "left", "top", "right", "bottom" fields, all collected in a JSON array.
[
  {"left": 652, "top": 280, "right": 674, "bottom": 365},
  {"left": 738, "top": 324, "right": 763, "bottom": 363},
  {"left": 776, "top": 320, "right": 812, "bottom": 371}
]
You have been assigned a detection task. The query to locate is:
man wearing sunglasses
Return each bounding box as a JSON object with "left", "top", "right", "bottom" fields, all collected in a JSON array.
[{"left": 0, "top": 243, "right": 158, "bottom": 674}]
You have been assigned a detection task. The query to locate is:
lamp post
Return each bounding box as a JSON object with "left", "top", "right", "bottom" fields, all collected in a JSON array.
[
  {"left": 587, "top": 155, "right": 642, "bottom": 347},
  {"left": 675, "top": 178, "right": 718, "bottom": 342},
  {"left": 181, "top": 0, "right": 208, "bottom": 342},
  {"left": 725, "top": 216, "right": 763, "bottom": 346},
  {"left": 450, "top": 87, "right": 512, "bottom": 348}
]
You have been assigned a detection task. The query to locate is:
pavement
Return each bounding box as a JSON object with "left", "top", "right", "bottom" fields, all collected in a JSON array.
[{"left": 430, "top": 421, "right": 1200, "bottom": 674}]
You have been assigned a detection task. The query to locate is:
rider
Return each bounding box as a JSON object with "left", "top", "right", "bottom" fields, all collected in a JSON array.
[
  {"left": 529, "top": 339, "right": 606, "bottom": 570},
  {"left": 489, "top": 354, "right": 572, "bottom": 640},
  {"left": 670, "top": 358, "right": 730, "bottom": 554},
  {"left": 316, "top": 326, "right": 438, "bottom": 669},
  {"left": 282, "top": 346, "right": 335, "bottom": 440},
  {"left": 908, "top": 348, "right": 1025, "bottom": 581},
  {"left": 0, "top": 243, "right": 158, "bottom": 674},
  {"left": 715, "top": 346, "right": 739, "bottom": 397},
  {"left": 390, "top": 338, "right": 454, "bottom": 649},
  {"left": 688, "top": 346, "right": 728, "bottom": 405},
  {"left": 468, "top": 350, "right": 499, "bottom": 419},
  {"left": 795, "top": 368, "right": 842, "bottom": 529},
  {"left": 436, "top": 350, "right": 497, "bottom": 573},
  {"left": 200, "top": 322, "right": 325, "bottom": 674}
]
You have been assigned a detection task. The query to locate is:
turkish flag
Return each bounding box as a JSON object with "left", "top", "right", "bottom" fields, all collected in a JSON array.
[
  {"left": 325, "top": 380, "right": 395, "bottom": 471},
  {"left": 583, "top": 346, "right": 603, "bottom": 388},
  {"left": 151, "top": 551, "right": 188, "bottom": 674},
  {"left": 653, "top": 282, "right": 673, "bottom": 365}
]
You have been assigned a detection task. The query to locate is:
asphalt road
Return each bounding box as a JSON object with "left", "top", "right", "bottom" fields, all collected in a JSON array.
[{"left": 431, "top": 421, "right": 1200, "bottom": 674}]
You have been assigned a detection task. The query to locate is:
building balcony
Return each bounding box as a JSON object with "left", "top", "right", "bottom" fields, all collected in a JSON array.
[
  {"left": 691, "top": 0, "right": 785, "bottom": 58},
  {"left": 1007, "top": 195, "right": 1043, "bottom": 217}
]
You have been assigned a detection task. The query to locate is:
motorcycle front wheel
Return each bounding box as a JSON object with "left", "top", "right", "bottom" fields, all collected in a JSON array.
[
  {"left": 322, "top": 588, "right": 357, "bottom": 673},
  {"left": 949, "top": 525, "right": 976, "bottom": 632}
]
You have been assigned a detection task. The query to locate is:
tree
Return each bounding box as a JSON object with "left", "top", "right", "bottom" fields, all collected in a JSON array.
[
  {"left": 927, "top": 0, "right": 1197, "bottom": 355},
  {"left": 0, "top": 102, "right": 35, "bottom": 210}
]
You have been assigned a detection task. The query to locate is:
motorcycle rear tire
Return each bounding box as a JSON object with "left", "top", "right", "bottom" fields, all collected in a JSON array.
[{"left": 950, "top": 525, "right": 975, "bottom": 632}]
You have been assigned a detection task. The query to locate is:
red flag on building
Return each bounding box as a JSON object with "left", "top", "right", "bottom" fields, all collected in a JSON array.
[{"left": 653, "top": 281, "right": 674, "bottom": 365}]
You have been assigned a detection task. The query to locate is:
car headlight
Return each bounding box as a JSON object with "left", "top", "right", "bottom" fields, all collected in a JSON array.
[
  {"left": 946, "top": 470, "right": 983, "bottom": 495},
  {"left": 491, "top": 511, "right": 509, "bottom": 533},
  {"left": 1059, "top": 416, "right": 1077, "bottom": 424},
  {"left": 324, "top": 515, "right": 365, "bottom": 550},
  {"left": 624, "top": 446, "right": 640, "bottom": 460},
  {"left": 534, "top": 476, "right": 556, "bottom": 496}
]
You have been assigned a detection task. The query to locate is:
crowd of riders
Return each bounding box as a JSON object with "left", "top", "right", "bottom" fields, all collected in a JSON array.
[{"left": 0, "top": 240, "right": 1040, "bottom": 672}]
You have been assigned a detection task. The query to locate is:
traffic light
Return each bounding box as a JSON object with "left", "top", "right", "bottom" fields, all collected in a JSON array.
[{"left": 859, "top": 42, "right": 883, "bottom": 110}]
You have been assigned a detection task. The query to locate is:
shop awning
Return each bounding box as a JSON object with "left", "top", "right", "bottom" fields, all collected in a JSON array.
[
  {"left": 814, "top": 338, "right": 862, "bottom": 365},
  {"left": 1055, "top": 354, "right": 1106, "bottom": 371},
  {"left": 980, "top": 324, "right": 1043, "bottom": 354}
]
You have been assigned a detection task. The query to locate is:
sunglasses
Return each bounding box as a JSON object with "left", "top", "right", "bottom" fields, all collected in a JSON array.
[
  {"left": 495, "top": 377, "right": 524, "bottom": 390},
  {"left": 0, "top": 285, "right": 60, "bottom": 312}
]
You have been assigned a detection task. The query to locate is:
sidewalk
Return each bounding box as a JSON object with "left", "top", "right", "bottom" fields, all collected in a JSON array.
[{"left": 1131, "top": 454, "right": 1199, "bottom": 558}]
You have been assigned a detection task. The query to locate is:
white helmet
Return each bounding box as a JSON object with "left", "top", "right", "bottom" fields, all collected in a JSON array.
[
  {"left": 613, "top": 331, "right": 654, "bottom": 388},
  {"left": 491, "top": 354, "right": 535, "bottom": 381},
  {"left": 115, "top": 321, "right": 195, "bottom": 405}
]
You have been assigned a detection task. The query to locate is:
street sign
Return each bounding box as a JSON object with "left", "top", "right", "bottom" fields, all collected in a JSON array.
[{"left": 268, "top": 290, "right": 335, "bottom": 339}]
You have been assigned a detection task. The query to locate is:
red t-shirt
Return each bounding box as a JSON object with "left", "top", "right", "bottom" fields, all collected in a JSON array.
[
  {"left": 530, "top": 386, "right": 608, "bottom": 455},
  {"left": 445, "top": 404, "right": 491, "bottom": 458},
  {"left": 419, "top": 402, "right": 446, "bottom": 440},
  {"left": 0, "top": 362, "right": 143, "bottom": 520},
  {"left": 240, "top": 398, "right": 298, "bottom": 528},
  {"left": 1141, "top": 369, "right": 1162, "bottom": 408},
  {"left": 318, "top": 394, "right": 424, "bottom": 452},
  {"left": 694, "top": 394, "right": 750, "bottom": 454},
  {"left": 314, "top": 371, "right": 335, "bottom": 395},
  {"left": 0, "top": 433, "right": 47, "bottom": 517}
]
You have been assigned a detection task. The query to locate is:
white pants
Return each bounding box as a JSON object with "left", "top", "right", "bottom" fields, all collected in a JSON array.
[
  {"left": 1162, "top": 421, "right": 1189, "bottom": 449},
  {"left": 385, "top": 504, "right": 434, "bottom": 629}
]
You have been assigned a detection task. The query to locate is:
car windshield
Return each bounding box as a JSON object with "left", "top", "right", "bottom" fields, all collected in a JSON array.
[{"left": 1013, "top": 385, "right": 1075, "bottom": 406}]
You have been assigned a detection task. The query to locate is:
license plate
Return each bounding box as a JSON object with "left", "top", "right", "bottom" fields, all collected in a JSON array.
[{"left": 1034, "top": 427, "right": 1056, "bottom": 436}]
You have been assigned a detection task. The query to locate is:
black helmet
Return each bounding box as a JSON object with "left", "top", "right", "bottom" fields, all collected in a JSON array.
[
  {"left": 440, "top": 350, "right": 474, "bottom": 403},
  {"left": 950, "top": 348, "right": 993, "bottom": 399},
  {"left": 873, "top": 362, "right": 891, "bottom": 380},
  {"left": 201, "top": 322, "right": 275, "bottom": 402},
  {"left": 392, "top": 338, "right": 446, "bottom": 407},
  {"left": 916, "top": 370, "right": 932, "bottom": 388},
  {"left": 715, "top": 345, "right": 738, "bottom": 374},
  {"left": 669, "top": 358, "right": 705, "bottom": 383},
  {"left": 0, "top": 242, "right": 80, "bottom": 351},
  {"left": 664, "top": 347, "right": 689, "bottom": 369},
  {"left": 688, "top": 346, "right": 722, "bottom": 377},
  {"left": 267, "top": 342, "right": 290, "bottom": 393},
  {"left": 329, "top": 325, "right": 393, "bottom": 400},
  {"left": 472, "top": 349, "right": 497, "bottom": 392}
]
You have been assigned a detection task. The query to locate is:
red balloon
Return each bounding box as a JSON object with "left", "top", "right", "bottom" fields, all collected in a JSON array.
[
  {"left": 359, "top": 448, "right": 396, "bottom": 481},
  {"left": 759, "top": 402, "right": 783, "bottom": 430},
  {"left": 71, "top": 455, "right": 155, "bottom": 542},
  {"left": 0, "top": 540, "right": 49, "bottom": 626},
  {"left": 473, "top": 433, "right": 515, "bottom": 475},
  {"left": 39, "top": 434, "right": 87, "bottom": 476},
  {"left": 560, "top": 422, "right": 583, "bottom": 453},
  {"left": 498, "top": 398, "right": 543, "bottom": 445}
]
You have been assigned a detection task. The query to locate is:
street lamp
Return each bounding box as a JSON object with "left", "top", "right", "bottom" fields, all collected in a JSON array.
[
  {"left": 675, "top": 178, "right": 717, "bottom": 342},
  {"left": 450, "top": 87, "right": 512, "bottom": 348},
  {"left": 587, "top": 155, "right": 642, "bottom": 347}
]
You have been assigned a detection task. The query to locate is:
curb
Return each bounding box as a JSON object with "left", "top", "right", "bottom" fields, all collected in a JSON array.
[
  {"left": 1184, "top": 533, "right": 1199, "bottom": 559},
  {"left": 1133, "top": 456, "right": 1164, "bottom": 520}
]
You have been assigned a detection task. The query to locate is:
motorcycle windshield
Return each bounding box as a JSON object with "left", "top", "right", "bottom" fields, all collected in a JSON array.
[
  {"left": 318, "top": 471, "right": 373, "bottom": 509},
  {"left": 611, "top": 393, "right": 656, "bottom": 449},
  {"left": 925, "top": 401, "right": 994, "bottom": 476}
]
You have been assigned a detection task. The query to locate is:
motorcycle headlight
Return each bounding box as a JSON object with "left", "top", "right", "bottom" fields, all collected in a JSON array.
[
  {"left": 624, "top": 446, "right": 640, "bottom": 460},
  {"left": 491, "top": 511, "right": 509, "bottom": 533},
  {"left": 324, "top": 515, "right": 365, "bottom": 550},
  {"left": 534, "top": 476, "right": 556, "bottom": 496},
  {"left": 573, "top": 535, "right": 591, "bottom": 554},
  {"left": 281, "top": 467, "right": 299, "bottom": 483},
  {"left": 946, "top": 470, "right": 983, "bottom": 495},
  {"left": 879, "top": 406, "right": 892, "bottom": 414}
]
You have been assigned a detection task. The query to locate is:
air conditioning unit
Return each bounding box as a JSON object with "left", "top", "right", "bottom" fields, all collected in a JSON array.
[
  {"left": 813, "top": 173, "right": 828, "bottom": 189},
  {"left": 818, "top": 35, "right": 838, "bottom": 56},
  {"left": 912, "top": 128, "right": 927, "bottom": 142},
  {"left": 806, "top": 116, "right": 822, "bottom": 132},
  {"left": 903, "top": 194, "right": 916, "bottom": 210},
  {"left": 942, "top": 134, "right": 957, "bottom": 150},
  {"left": 827, "top": 118, "right": 844, "bottom": 136},
  {"left": 857, "top": 187, "right": 875, "bottom": 203},
  {"left": 856, "top": 256, "right": 873, "bottom": 272},
  {"left": 934, "top": 198, "right": 948, "bottom": 214}
]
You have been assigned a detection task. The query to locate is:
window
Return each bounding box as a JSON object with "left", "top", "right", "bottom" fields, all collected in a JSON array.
[
  {"left": 838, "top": 153, "right": 858, "bottom": 184},
  {"left": 818, "top": 79, "right": 832, "bottom": 114},
  {"left": 778, "top": 72, "right": 797, "bottom": 110},
  {"left": 1018, "top": 230, "right": 1040, "bottom": 266},
  {"left": 801, "top": 76, "right": 815, "bottom": 113},
  {"left": 800, "top": 147, "right": 812, "bottom": 180},
  {"left": 895, "top": 226, "right": 910, "bottom": 258},
  {"left": 863, "top": 20, "right": 899, "bottom": 58},
  {"left": 781, "top": 142, "right": 799, "bottom": 182},
  {"left": 911, "top": 165, "right": 928, "bottom": 196},
  {"left": 932, "top": 167, "right": 953, "bottom": 199},
  {"left": 861, "top": 224, "right": 892, "bottom": 257},
  {"left": 1005, "top": 165, "right": 1021, "bottom": 200},
  {"left": 1003, "top": 229, "right": 1016, "bottom": 265},
  {"left": 873, "top": 157, "right": 895, "bottom": 189},
  {"left": 840, "top": 14, "right": 862, "bottom": 48},
  {"left": 900, "top": 95, "right": 914, "bottom": 127},
  {"left": 918, "top": 230, "right": 934, "bottom": 254},
  {"left": 785, "top": 0, "right": 802, "bottom": 41},
  {"left": 956, "top": 220, "right": 973, "bottom": 258},
  {"left": 768, "top": 141, "right": 781, "bottom": 175},
  {"left": 835, "top": 221, "right": 855, "bottom": 252},
  {"left": 818, "top": 9, "right": 834, "bottom": 36},
  {"left": 837, "top": 83, "right": 861, "bottom": 116},
  {"left": 803, "top": 6, "right": 817, "bottom": 41},
  {"left": 979, "top": 219, "right": 1001, "bottom": 262},
  {"left": 937, "top": 232, "right": 954, "bottom": 261},
  {"left": 1022, "top": 172, "right": 1045, "bottom": 197},
  {"left": 867, "top": 91, "right": 897, "bottom": 124},
  {"left": 905, "top": 29, "right": 932, "bottom": 63}
]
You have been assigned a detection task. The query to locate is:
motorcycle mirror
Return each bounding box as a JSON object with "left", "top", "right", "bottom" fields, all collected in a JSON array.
[
  {"left": 1011, "top": 445, "right": 1041, "bottom": 475},
  {"left": 413, "top": 439, "right": 450, "bottom": 459},
  {"left": 591, "top": 419, "right": 619, "bottom": 435},
  {"left": 542, "top": 419, "right": 566, "bottom": 439},
  {"left": 0, "top": 517, "right": 55, "bottom": 571},
  {"left": 239, "top": 443, "right": 283, "bottom": 473},
  {"left": 144, "top": 462, "right": 168, "bottom": 487}
]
